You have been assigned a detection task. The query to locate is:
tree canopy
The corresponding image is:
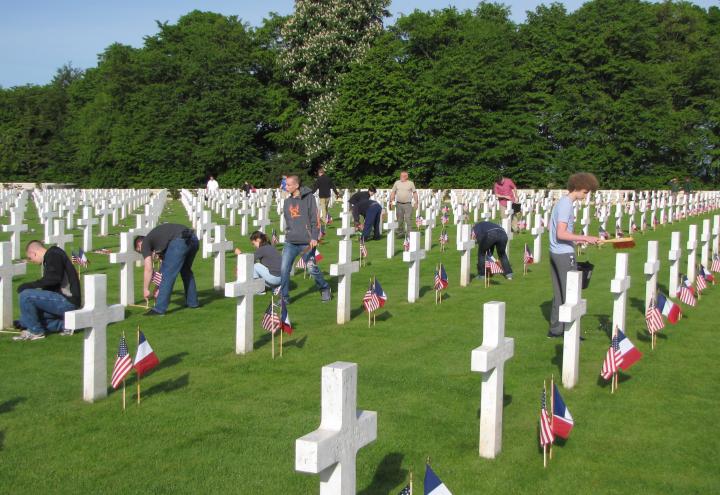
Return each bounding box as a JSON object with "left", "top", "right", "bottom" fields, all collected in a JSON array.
[{"left": 1, "top": 1, "right": 718, "bottom": 189}]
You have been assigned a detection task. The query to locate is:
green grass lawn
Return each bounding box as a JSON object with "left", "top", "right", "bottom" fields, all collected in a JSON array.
[{"left": 1, "top": 199, "right": 719, "bottom": 494}]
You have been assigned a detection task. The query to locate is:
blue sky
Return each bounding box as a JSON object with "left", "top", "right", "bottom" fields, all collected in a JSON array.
[{"left": 0, "top": 0, "right": 715, "bottom": 87}]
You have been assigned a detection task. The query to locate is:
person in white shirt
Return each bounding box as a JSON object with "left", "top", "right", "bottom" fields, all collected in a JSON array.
[{"left": 206, "top": 176, "right": 219, "bottom": 194}]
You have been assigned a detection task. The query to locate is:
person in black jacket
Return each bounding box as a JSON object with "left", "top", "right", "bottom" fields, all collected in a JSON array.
[
  {"left": 351, "top": 187, "right": 382, "bottom": 242},
  {"left": 13, "top": 240, "right": 81, "bottom": 341},
  {"left": 472, "top": 221, "right": 513, "bottom": 280},
  {"left": 311, "top": 167, "right": 340, "bottom": 232}
]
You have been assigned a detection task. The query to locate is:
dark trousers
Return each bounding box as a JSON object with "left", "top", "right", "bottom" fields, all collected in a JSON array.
[
  {"left": 549, "top": 252, "right": 576, "bottom": 335},
  {"left": 476, "top": 229, "right": 513, "bottom": 275},
  {"left": 361, "top": 203, "right": 383, "bottom": 241}
]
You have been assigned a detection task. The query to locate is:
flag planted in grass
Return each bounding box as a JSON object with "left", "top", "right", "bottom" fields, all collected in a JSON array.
[
  {"left": 699, "top": 264, "right": 714, "bottom": 284},
  {"left": 539, "top": 388, "right": 554, "bottom": 447},
  {"left": 111, "top": 334, "right": 133, "bottom": 389},
  {"left": 552, "top": 383, "right": 574, "bottom": 439},
  {"left": 598, "top": 226, "right": 610, "bottom": 240},
  {"left": 134, "top": 331, "right": 159, "bottom": 378},
  {"left": 657, "top": 293, "right": 681, "bottom": 323},
  {"left": 279, "top": 299, "right": 293, "bottom": 335},
  {"left": 523, "top": 243, "right": 534, "bottom": 265},
  {"left": 601, "top": 333, "right": 622, "bottom": 381},
  {"left": 363, "top": 278, "right": 386, "bottom": 313},
  {"left": 434, "top": 264, "right": 448, "bottom": 291},
  {"left": 645, "top": 304, "right": 664, "bottom": 334},
  {"left": 424, "top": 464, "right": 452, "bottom": 495},
  {"left": 261, "top": 302, "right": 280, "bottom": 334},
  {"left": 616, "top": 330, "right": 643, "bottom": 371},
  {"left": 711, "top": 254, "right": 720, "bottom": 273},
  {"left": 485, "top": 253, "right": 503, "bottom": 274}
]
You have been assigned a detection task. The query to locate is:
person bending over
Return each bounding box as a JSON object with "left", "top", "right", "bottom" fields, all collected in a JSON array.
[{"left": 472, "top": 222, "right": 513, "bottom": 280}]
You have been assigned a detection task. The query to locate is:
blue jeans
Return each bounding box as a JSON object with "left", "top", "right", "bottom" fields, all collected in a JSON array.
[
  {"left": 254, "top": 263, "right": 281, "bottom": 288},
  {"left": 476, "top": 229, "right": 513, "bottom": 276},
  {"left": 19, "top": 289, "right": 78, "bottom": 335},
  {"left": 280, "top": 243, "right": 329, "bottom": 300},
  {"left": 361, "top": 203, "right": 383, "bottom": 241},
  {"left": 155, "top": 236, "right": 199, "bottom": 314}
]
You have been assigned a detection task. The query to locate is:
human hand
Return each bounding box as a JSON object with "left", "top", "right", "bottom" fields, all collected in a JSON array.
[
  {"left": 234, "top": 248, "right": 242, "bottom": 255},
  {"left": 309, "top": 239, "right": 318, "bottom": 248},
  {"left": 584, "top": 235, "right": 600, "bottom": 245},
  {"left": 143, "top": 288, "right": 151, "bottom": 299}
]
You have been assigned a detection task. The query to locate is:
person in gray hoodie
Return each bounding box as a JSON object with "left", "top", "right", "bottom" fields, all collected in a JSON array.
[{"left": 280, "top": 175, "right": 332, "bottom": 303}]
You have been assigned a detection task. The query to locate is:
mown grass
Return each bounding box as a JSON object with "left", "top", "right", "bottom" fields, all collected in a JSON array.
[{"left": 1, "top": 199, "right": 718, "bottom": 494}]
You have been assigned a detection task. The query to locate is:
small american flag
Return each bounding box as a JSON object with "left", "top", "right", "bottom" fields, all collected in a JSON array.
[
  {"left": 677, "top": 285, "right": 696, "bottom": 306},
  {"left": 485, "top": 253, "right": 504, "bottom": 274},
  {"left": 696, "top": 272, "right": 707, "bottom": 293},
  {"left": 615, "top": 222, "right": 624, "bottom": 238},
  {"left": 403, "top": 236, "right": 410, "bottom": 251},
  {"left": 517, "top": 219, "right": 526, "bottom": 231},
  {"left": 539, "top": 389, "right": 554, "bottom": 447},
  {"left": 78, "top": 248, "right": 89, "bottom": 267},
  {"left": 601, "top": 334, "right": 622, "bottom": 380},
  {"left": 415, "top": 216, "right": 424, "bottom": 228},
  {"left": 439, "top": 229, "right": 448, "bottom": 245},
  {"left": 711, "top": 254, "right": 720, "bottom": 273},
  {"left": 398, "top": 483, "right": 411, "bottom": 495},
  {"left": 598, "top": 226, "right": 609, "bottom": 240},
  {"left": 295, "top": 256, "right": 307, "bottom": 270},
  {"left": 326, "top": 211, "right": 333, "bottom": 224},
  {"left": 700, "top": 264, "right": 714, "bottom": 284},
  {"left": 359, "top": 239, "right": 368, "bottom": 258},
  {"left": 151, "top": 270, "right": 163, "bottom": 298},
  {"left": 363, "top": 278, "right": 386, "bottom": 313},
  {"left": 652, "top": 214, "right": 658, "bottom": 226},
  {"left": 434, "top": 264, "right": 448, "bottom": 291},
  {"left": 631, "top": 221, "right": 639, "bottom": 233},
  {"left": 523, "top": 243, "right": 534, "bottom": 265},
  {"left": 271, "top": 229, "right": 279, "bottom": 245},
  {"left": 110, "top": 334, "right": 133, "bottom": 389},
  {"left": 71, "top": 250, "right": 80, "bottom": 265},
  {"left": 441, "top": 214, "right": 449, "bottom": 225},
  {"left": 261, "top": 302, "right": 280, "bottom": 334},
  {"left": 645, "top": 305, "right": 664, "bottom": 335}
]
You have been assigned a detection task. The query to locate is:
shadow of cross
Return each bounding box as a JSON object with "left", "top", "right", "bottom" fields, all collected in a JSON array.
[
  {"left": 65, "top": 274, "right": 125, "bottom": 403},
  {"left": 471, "top": 301, "right": 514, "bottom": 459},
  {"left": 296, "top": 361, "right": 377, "bottom": 495}
]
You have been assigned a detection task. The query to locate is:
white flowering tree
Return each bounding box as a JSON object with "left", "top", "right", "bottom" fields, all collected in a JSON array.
[{"left": 280, "top": 0, "right": 389, "bottom": 170}]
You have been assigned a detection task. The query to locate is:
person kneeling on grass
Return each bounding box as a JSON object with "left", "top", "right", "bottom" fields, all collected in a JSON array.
[
  {"left": 13, "top": 240, "right": 81, "bottom": 341},
  {"left": 234, "top": 231, "right": 281, "bottom": 294}
]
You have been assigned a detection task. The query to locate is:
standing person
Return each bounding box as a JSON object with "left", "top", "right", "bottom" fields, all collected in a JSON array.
[
  {"left": 280, "top": 175, "right": 332, "bottom": 304},
  {"left": 312, "top": 167, "right": 340, "bottom": 232},
  {"left": 134, "top": 223, "right": 199, "bottom": 316},
  {"left": 472, "top": 221, "right": 513, "bottom": 280},
  {"left": 206, "top": 175, "right": 219, "bottom": 194},
  {"left": 493, "top": 175, "right": 519, "bottom": 232},
  {"left": 13, "top": 240, "right": 81, "bottom": 340},
  {"left": 547, "top": 173, "right": 600, "bottom": 338},
  {"left": 389, "top": 170, "right": 418, "bottom": 237},
  {"left": 234, "top": 231, "right": 281, "bottom": 291},
  {"left": 280, "top": 175, "right": 288, "bottom": 198},
  {"left": 242, "top": 181, "right": 251, "bottom": 196},
  {"left": 352, "top": 187, "right": 382, "bottom": 241}
]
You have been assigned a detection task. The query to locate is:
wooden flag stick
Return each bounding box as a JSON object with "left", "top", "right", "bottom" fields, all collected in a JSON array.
[
  {"left": 373, "top": 310, "right": 376, "bottom": 326},
  {"left": 549, "top": 375, "right": 554, "bottom": 460},
  {"left": 543, "top": 445, "right": 547, "bottom": 468},
  {"left": 271, "top": 295, "right": 275, "bottom": 360},
  {"left": 122, "top": 380, "right": 126, "bottom": 412},
  {"left": 136, "top": 325, "right": 141, "bottom": 404}
]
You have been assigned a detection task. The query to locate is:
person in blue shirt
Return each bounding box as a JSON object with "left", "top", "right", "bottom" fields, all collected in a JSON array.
[{"left": 548, "top": 173, "right": 600, "bottom": 338}]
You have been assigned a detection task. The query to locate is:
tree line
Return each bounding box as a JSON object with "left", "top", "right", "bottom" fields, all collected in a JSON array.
[{"left": 0, "top": 0, "right": 718, "bottom": 189}]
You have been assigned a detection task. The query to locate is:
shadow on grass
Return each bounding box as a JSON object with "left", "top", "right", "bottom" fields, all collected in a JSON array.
[
  {"left": 418, "top": 285, "right": 433, "bottom": 298},
  {"left": 358, "top": 452, "right": 406, "bottom": 495},
  {"left": 284, "top": 335, "right": 307, "bottom": 349},
  {"left": 540, "top": 300, "right": 551, "bottom": 324},
  {"left": 596, "top": 372, "right": 632, "bottom": 388},
  {"left": 630, "top": 297, "right": 646, "bottom": 315},
  {"left": 636, "top": 329, "right": 667, "bottom": 343},
  {"left": 154, "top": 352, "right": 189, "bottom": 373},
  {"left": 0, "top": 430, "right": 4, "bottom": 452},
  {"left": 0, "top": 397, "right": 26, "bottom": 414},
  {"left": 595, "top": 314, "right": 612, "bottom": 337},
  {"left": 551, "top": 344, "right": 563, "bottom": 373},
  {"left": 143, "top": 372, "right": 190, "bottom": 399}
]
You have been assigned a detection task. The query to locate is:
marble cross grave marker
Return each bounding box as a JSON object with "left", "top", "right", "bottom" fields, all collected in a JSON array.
[
  {"left": 382, "top": 209, "right": 398, "bottom": 259},
  {"left": 0, "top": 242, "right": 27, "bottom": 328},
  {"left": 77, "top": 206, "right": 98, "bottom": 252},
  {"left": 224, "top": 253, "right": 265, "bottom": 355},
  {"left": 402, "top": 231, "right": 426, "bottom": 303},
  {"left": 456, "top": 223, "right": 474, "bottom": 287},
  {"left": 109, "top": 232, "right": 143, "bottom": 306},
  {"left": 610, "top": 253, "right": 631, "bottom": 333},
  {"left": 644, "top": 240, "right": 660, "bottom": 311},
  {"left": 295, "top": 361, "right": 377, "bottom": 495},
  {"left": 559, "top": 271, "right": 586, "bottom": 389},
  {"left": 2, "top": 208, "right": 28, "bottom": 260},
  {"left": 329, "top": 239, "right": 360, "bottom": 324},
  {"left": 470, "top": 301, "right": 515, "bottom": 459},
  {"left": 204, "top": 225, "right": 233, "bottom": 291},
  {"left": 668, "top": 231, "right": 681, "bottom": 295},
  {"left": 64, "top": 274, "right": 125, "bottom": 402}
]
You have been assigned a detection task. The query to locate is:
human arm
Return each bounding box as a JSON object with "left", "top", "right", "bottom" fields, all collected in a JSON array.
[
  {"left": 412, "top": 190, "right": 419, "bottom": 208},
  {"left": 307, "top": 196, "right": 321, "bottom": 245},
  {"left": 17, "top": 251, "right": 65, "bottom": 292},
  {"left": 142, "top": 255, "right": 153, "bottom": 299},
  {"left": 556, "top": 222, "right": 599, "bottom": 244}
]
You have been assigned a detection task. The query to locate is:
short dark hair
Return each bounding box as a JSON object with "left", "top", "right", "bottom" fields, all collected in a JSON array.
[
  {"left": 287, "top": 175, "right": 300, "bottom": 185},
  {"left": 567, "top": 173, "right": 599, "bottom": 192},
  {"left": 368, "top": 186, "right": 377, "bottom": 193},
  {"left": 25, "top": 240, "right": 43, "bottom": 252},
  {"left": 133, "top": 236, "right": 145, "bottom": 252},
  {"left": 249, "top": 231, "right": 269, "bottom": 246}
]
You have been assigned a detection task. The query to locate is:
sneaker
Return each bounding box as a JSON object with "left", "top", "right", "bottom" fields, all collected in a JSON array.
[
  {"left": 13, "top": 330, "right": 45, "bottom": 341},
  {"left": 546, "top": 331, "right": 563, "bottom": 339},
  {"left": 256, "top": 290, "right": 267, "bottom": 296},
  {"left": 320, "top": 288, "right": 332, "bottom": 302},
  {"left": 474, "top": 274, "right": 485, "bottom": 280},
  {"left": 60, "top": 328, "right": 75, "bottom": 337},
  {"left": 144, "top": 309, "right": 163, "bottom": 316},
  {"left": 505, "top": 274, "right": 513, "bottom": 280}
]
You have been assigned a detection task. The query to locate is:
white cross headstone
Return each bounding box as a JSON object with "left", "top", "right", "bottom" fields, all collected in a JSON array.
[
  {"left": 49, "top": 219, "right": 73, "bottom": 251},
  {"left": 610, "top": 253, "right": 631, "bottom": 332},
  {"left": 238, "top": 201, "right": 251, "bottom": 236},
  {"left": 109, "top": 232, "right": 143, "bottom": 306},
  {"left": 253, "top": 208, "right": 271, "bottom": 233},
  {"left": 668, "top": 231, "right": 681, "bottom": 295},
  {"left": 531, "top": 213, "right": 545, "bottom": 264},
  {"left": 96, "top": 202, "right": 113, "bottom": 236},
  {"left": 456, "top": 224, "right": 474, "bottom": 287},
  {"left": 77, "top": 206, "right": 98, "bottom": 252},
  {"left": 204, "top": 225, "right": 233, "bottom": 291},
  {"left": 644, "top": 240, "right": 660, "bottom": 311},
  {"left": 0, "top": 242, "right": 26, "bottom": 328},
  {"left": 470, "top": 301, "right": 514, "bottom": 458},
  {"left": 559, "top": 271, "right": 586, "bottom": 389},
  {"left": 423, "top": 208, "right": 436, "bottom": 252},
  {"left": 382, "top": 209, "right": 398, "bottom": 259},
  {"left": 336, "top": 211, "right": 355, "bottom": 241},
  {"left": 712, "top": 215, "right": 720, "bottom": 258},
  {"left": 40, "top": 209, "right": 55, "bottom": 244},
  {"left": 701, "top": 219, "right": 711, "bottom": 269},
  {"left": 64, "top": 274, "right": 125, "bottom": 403},
  {"left": 402, "top": 231, "right": 426, "bottom": 303},
  {"left": 686, "top": 224, "right": 698, "bottom": 283},
  {"left": 329, "top": 240, "right": 360, "bottom": 325},
  {"left": 224, "top": 254, "right": 265, "bottom": 355},
  {"left": 295, "top": 361, "right": 377, "bottom": 495},
  {"left": 2, "top": 208, "right": 28, "bottom": 260}
]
